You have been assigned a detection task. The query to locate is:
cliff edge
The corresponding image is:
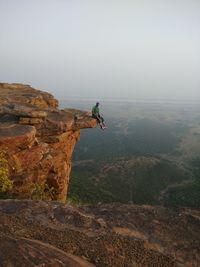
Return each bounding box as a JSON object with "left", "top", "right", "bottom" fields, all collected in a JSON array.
[{"left": 0, "top": 83, "right": 97, "bottom": 200}]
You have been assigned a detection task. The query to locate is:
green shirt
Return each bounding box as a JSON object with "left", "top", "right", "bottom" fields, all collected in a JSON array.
[{"left": 92, "top": 105, "right": 99, "bottom": 116}]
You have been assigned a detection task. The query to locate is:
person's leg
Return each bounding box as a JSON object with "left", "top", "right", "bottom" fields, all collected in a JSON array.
[
  {"left": 92, "top": 114, "right": 101, "bottom": 124},
  {"left": 100, "top": 116, "right": 106, "bottom": 128},
  {"left": 92, "top": 114, "right": 106, "bottom": 129},
  {"left": 100, "top": 116, "right": 104, "bottom": 123},
  {"left": 97, "top": 115, "right": 105, "bottom": 128}
]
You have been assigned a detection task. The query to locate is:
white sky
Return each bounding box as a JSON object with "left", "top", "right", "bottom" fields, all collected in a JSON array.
[{"left": 0, "top": 0, "right": 200, "bottom": 101}]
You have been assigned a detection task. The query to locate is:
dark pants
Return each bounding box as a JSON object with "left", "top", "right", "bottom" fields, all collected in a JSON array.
[{"left": 92, "top": 114, "right": 104, "bottom": 124}]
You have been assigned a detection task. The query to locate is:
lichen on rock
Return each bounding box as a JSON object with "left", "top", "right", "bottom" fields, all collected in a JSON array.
[{"left": 0, "top": 83, "right": 97, "bottom": 200}]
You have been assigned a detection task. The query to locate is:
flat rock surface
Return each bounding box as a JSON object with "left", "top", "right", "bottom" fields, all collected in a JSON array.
[
  {"left": 0, "top": 83, "right": 97, "bottom": 132},
  {"left": 0, "top": 233, "right": 94, "bottom": 267},
  {"left": 0, "top": 200, "right": 199, "bottom": 267}
]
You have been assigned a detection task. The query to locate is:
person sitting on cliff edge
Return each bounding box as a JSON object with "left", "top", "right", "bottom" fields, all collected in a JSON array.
[{"left": 92, "top": 102, "right": 107, "bottom": 130}]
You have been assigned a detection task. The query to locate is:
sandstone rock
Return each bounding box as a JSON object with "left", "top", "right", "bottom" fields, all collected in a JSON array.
[
  {"left": 0, "top": 83, "right": 58, "bottom": 108},
  {"left": 0, "top": 123, "right": 36, "bottom": 150},
  {"left": 0, "top": 199, "right": 199, "bottom": 267},
  {"left": 19, "top": 117, "right": 44, "bottom": 125},
  {"left": 0, "top": 83, "right": 97, "bottom": 200},
  {"left": 0, "top": 233, "right": 94, "bottom": 267},
  {"left": 0, "top": 103, "right": 48, "bottom": 118}
]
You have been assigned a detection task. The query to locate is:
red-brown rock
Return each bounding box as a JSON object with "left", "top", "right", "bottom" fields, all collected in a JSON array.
[
  {"left": 0, "top": 233, "right": 94, "bottom": 267},
  {"left": 0, "top": 83, "right": 97, "bottom": 200},
  {"left": 0, "top": 199, "right": 199, "bottom": 267}
]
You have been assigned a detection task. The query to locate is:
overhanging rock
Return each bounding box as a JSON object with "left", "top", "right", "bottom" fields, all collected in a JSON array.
[{"left": 0, "top": 83, "right": 97, "bottom": 200}]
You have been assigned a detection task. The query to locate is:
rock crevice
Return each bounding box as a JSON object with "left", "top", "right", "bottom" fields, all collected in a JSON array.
[{"left": 0, "top": 83, "right": 97, "bottom": 200}]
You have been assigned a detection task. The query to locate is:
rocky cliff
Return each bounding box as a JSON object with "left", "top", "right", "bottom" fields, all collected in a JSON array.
[
  {"left": 0, "top": 200, "right": 199, "bottom": 267},
  {"left": 0, "top": 83, "right": 97, "bottom": 200},
  {"left": 0, "top": 84, "right": 199, "bottom": 267}
]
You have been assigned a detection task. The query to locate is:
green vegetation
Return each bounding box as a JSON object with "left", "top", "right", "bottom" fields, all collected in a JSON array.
[
  {"left": 165, "top": 182, "right": 200, "bottom": 208},
  {"left": 73, "top": 118, "right": 186, "bottom": 161},
  {"left": 164, "top": 158, "right": 200, "bottom": 208},
  {"left": 0, "top": 150, "right": 13, "bottom": 198},
  {"left": 68, "top": 162, "right": 112, "bottom": 204},
  {"left": 68, "top": 158, "right": 187, "bottom": 205},
  {"left": 30, "top": 182, "right": 55, "bottom": 200},
  {"left": 68, "top": 100, "right": 200, "bottom": 208}
]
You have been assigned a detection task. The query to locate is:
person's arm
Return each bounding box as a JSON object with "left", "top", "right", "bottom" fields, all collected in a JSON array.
[
  {"left": 92, "top": 106, "right": 95, "bottom": 115},
  {"left": 96, "top": 107, "right": 100, "bottom": 116}
]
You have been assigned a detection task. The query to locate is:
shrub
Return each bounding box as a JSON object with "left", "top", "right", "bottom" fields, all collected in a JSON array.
[
  {"left": 0, "top": 150, "right": 13, "bottom": 194},
  {"left": 30, "top": 182, "right": 55, "bottom": 200}
]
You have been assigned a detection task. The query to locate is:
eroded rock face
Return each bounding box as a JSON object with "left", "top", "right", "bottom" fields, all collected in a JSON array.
[
  {"left": 0, "top": 83, "right": 97, "bottom": 200},
  {"left": 0, "top": 199, "right": 199, "bottom": 267}
]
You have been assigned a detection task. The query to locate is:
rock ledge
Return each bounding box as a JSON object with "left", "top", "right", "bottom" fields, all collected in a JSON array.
[{"left": 0, "top": 83, "right": 97, "bottom": 200}]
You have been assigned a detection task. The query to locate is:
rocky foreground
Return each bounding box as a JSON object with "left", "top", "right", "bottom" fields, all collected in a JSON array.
[
  {"left": 0, "top": 199, "right": 199, "bottom": 267},
  {"left": 0, "top": 83, "right": 97, "bottom": 200}
]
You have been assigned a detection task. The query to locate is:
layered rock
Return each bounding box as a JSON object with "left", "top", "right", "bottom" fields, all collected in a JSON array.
[
  {"left": 0, "top": 199, "right": 199, "bottom": 267},
  {"left": 0, "top": 83, "right": 97, "bottom": 200}
]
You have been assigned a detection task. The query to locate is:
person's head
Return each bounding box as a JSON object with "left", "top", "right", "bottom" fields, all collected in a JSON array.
[{"left": 96, "top": 102, "right": 99, "bottom": 106}]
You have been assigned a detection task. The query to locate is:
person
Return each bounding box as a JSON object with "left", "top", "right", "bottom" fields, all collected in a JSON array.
[{"left": 92, "top": 102, "right": 106, "bottom": 129}]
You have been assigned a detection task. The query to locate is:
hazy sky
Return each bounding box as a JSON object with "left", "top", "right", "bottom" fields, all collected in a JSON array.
[{"left": 0, "top": 0, "right": 200, "bottom": 101}]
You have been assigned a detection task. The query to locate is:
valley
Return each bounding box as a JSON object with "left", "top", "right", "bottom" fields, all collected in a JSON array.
[{"left": 60, "top": 100, "right": 200, "bottom": 207}]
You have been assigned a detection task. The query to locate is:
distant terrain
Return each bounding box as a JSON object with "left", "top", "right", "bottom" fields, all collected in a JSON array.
[{"left": 60, "top": 99, "right": 200, "bottom": 208}]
